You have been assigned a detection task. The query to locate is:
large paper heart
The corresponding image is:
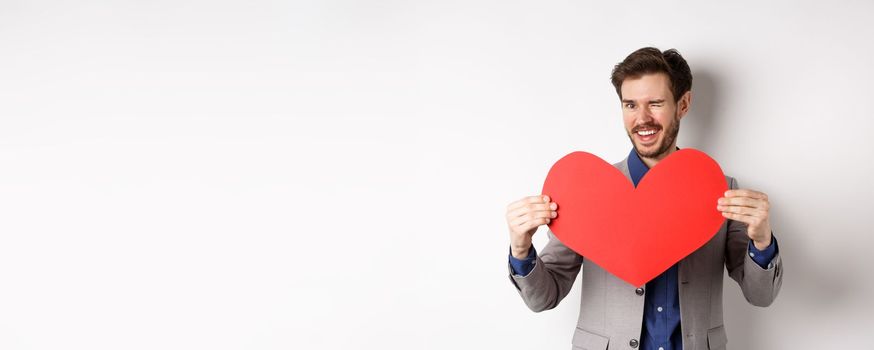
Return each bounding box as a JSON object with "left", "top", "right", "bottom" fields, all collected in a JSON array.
[{"left": 541, "top": 149, "right": 727, "bottom": 287}]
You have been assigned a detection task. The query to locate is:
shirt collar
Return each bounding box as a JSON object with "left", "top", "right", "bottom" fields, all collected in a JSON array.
[{"left": 627, "top": 146, "right": 681, "bottom": 188}]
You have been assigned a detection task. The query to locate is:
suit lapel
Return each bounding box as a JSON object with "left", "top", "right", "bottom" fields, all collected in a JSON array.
[{"left": 616, "top": 156, "right": 632, "bottom": 182}]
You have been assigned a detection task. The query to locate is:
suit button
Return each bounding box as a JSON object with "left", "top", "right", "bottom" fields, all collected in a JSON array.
[
  {"left": 629, "top": 338, "right": 639, "bottom": 348},
  {"left": 635, "top": 287, "right": 644, "bottom": 296}
]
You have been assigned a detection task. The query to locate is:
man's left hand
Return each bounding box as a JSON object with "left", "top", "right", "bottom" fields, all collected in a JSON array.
[{"left": 717, "top": 189, "right": 772, "bottom": 250}]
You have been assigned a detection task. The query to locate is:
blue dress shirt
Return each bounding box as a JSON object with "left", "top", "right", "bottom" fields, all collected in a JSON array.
[{"left": 510, "top": 148, "right": 778, "bottom": 350}]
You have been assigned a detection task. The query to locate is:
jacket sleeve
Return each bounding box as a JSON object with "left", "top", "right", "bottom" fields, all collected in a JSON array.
[
  {"left": 507, "top": 229, "right": 584, "bottom": 312},
  {"left": 723, "top": 177, "right": 784, "bottom": 307}
]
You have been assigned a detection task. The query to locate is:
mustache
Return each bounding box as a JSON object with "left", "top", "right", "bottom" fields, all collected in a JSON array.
[{"left": 631, "top": 123, "right": 662, "bottom": 133}]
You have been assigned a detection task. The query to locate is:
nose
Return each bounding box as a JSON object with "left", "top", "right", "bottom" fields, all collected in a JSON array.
[{"left": 636, "top": 106, "right": 654, "bottom": 124}]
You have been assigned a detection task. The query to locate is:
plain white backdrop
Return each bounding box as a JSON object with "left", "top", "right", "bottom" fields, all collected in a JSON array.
[{"left": 1, "top": 1, "right": 873, "bottom": 349}]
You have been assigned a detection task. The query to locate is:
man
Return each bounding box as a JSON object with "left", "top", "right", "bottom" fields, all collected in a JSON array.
[{"left": 505, "top": 47, "right": 783, "bottom": 350}]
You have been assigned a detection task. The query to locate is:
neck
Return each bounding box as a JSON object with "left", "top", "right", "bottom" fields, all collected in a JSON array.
[{"left": 639, "top": 144, "right": 678, "bottom": 168}]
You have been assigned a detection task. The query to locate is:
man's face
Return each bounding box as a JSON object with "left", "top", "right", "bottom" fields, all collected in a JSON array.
[{"left": 620, "top": 73, "right": 688, "bottom": 159}]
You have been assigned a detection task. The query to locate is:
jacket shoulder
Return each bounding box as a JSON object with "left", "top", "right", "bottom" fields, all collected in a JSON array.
[{"left": 725, "top": 175, "right": 738, "bottom": 189}]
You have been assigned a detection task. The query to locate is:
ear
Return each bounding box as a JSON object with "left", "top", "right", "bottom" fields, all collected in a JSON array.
[{"left": 676, "top": 91, "right": 692, "bottom": 119}]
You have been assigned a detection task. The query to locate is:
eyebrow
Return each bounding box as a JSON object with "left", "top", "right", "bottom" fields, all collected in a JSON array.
[{"left": 621, "top": 99, "right": 666, "bottom": 104}]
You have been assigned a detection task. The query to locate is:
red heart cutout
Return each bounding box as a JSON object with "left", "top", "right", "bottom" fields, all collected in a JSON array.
[{"left": 541, "top": 149, "right": 727, "bottom": 287}]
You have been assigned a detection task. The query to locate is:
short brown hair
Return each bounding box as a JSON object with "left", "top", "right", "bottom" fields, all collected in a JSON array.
[{"left": 610, "top": 47, "right": 692, "bottom": 102}]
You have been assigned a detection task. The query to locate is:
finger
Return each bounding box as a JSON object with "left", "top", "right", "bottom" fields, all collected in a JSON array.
[
  {"left": 507, "top": 195, "right": 550, "bottom": 211},
  {"left": 717, "top": 196, "right": 762, "bottom": 209},
  {"left": 721, "top": 211, "right": 755, "bottom": 225},
  {"left": 524, "top": 210, "right": 555, "bottom": 222},
  {"left": 510, "top": 213, "right": 552, "bottom": 229},
  {"left": 724, "top": 189, "right": 767, "bottom": 200},
  {"left": 507, "top": 203, "right": 556, "bottom": 219},
  {"left": 507, "top": 196, "right": 543, "bottom": 211},
  {"left": 717, "top": 205, "right": 764, "bottom": 217}
]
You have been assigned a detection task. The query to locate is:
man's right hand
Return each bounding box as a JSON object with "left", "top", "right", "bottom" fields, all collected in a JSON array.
[{"left": 506, "top": 195, "right": 558, "bottom": 260}]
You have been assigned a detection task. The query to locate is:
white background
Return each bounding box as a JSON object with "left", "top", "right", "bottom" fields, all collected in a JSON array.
[{"left": 1, "top": 1, "right": 872, "bottom": 349}]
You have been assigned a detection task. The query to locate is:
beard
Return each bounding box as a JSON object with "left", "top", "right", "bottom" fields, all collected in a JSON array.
[{"left": 628, "top": 112, "right": 681, "bottom": 159}]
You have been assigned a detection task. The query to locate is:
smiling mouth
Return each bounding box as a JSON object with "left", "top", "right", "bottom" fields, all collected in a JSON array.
[
  {"left": 637, "top": 129, "right": 657, "bottom": 136},
  {"left": 634, "top": 127, "right": 660, "bottom": 144}
]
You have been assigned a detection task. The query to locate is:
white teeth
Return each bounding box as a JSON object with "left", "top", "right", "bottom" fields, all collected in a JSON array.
[{"left": 637, "top": 129, "right": 656, "bottom": 136}]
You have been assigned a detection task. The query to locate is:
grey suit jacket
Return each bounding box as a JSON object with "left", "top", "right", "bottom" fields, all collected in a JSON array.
[{"left": 508, "top": 156, "right": 783, "bottom": 350}]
